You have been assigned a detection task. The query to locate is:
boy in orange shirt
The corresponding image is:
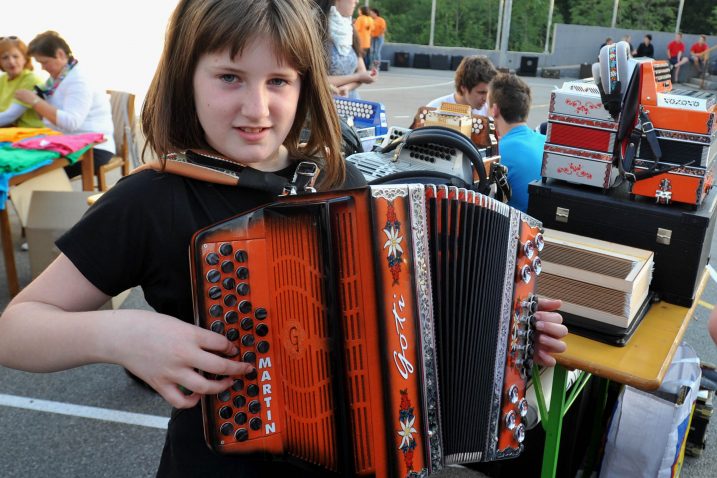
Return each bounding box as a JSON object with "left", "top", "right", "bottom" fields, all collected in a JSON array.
[
  {"left": 354, "top": 6, "right": 373, "bottom": 68},
  {"left": 370, "top": 7, "right": 387, "bottom": 65}
]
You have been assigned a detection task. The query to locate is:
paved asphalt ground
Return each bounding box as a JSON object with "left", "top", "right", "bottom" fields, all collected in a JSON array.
[{"left": 0, "top": 66, "right": 716, "bottom": 477}]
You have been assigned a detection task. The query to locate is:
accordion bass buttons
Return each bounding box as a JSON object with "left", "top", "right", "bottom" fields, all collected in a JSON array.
[
  {"left": 518, "top": 399, "right": 529, "bottom": 417},
  {"left": 505, "top": 410, "right": 517, "bottom": 430},
  {"left": 514, "top": 424, "right": 526, "bottom": 444},
  {"left": 519, "top": 265, "right": 532, "bottom": 284},
  {"left": 534, "top": 233, "right": 545, "bottom": 252},
  {"left": 507, "top": 385, "right": 520, "bottom": 404}
]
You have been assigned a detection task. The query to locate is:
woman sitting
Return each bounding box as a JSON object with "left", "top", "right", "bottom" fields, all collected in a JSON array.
[
  {"left": 14, "top": 31, "right": 115, "bottom": 178},
  {"left": 0, "top": 36, "right": 44, "bottom": 128}
]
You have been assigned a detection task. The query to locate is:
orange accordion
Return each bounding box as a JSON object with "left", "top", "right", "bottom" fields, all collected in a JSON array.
[{"left": 190, "top": 184, "right": 544, "bottom": 477}]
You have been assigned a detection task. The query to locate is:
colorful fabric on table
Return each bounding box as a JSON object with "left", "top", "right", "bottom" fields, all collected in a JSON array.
[
  {"left": 0, "top": 127, "right": 60, "bottom": 143},
  {"left": 13, "top": 132, "right": 105, "bottom": 156},
  {"left": 0, "top": 145, "right": 61, "bottom": 173},
  {"left": 66, "top": 144, "right": 92, "bottom": 163}
]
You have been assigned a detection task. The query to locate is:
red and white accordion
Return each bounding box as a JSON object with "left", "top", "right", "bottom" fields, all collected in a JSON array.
[{"left": 190, "top": 184, "right": 544, "bottom": 477}]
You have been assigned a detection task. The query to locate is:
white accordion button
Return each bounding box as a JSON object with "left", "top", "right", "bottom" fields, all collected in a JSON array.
[
  {"left": 535, "top": 233, "right": 545, "bottom": 252},
  {"left": 532, "top": 257, "right": 542, "bottom": 276},
  {"left": 505, "top": 410, "right": 517, "bottom": 430}
]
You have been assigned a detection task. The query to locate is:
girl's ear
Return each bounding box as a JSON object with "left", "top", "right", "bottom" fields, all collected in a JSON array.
[{"left": 55, "top": 48, "right": 67, "bottom": 61}]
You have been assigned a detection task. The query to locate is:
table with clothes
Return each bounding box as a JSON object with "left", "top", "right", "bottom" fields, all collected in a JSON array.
[{"left": 0, "top": 127, "right": 104, "bottom": 295}]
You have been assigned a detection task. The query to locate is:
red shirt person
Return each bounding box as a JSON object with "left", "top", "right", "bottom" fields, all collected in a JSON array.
[
  {"left": 666, "top": 33, "right": 689, "bottom": 82},
  {"left": 690, "top": 35, "right": 710, "bottom": 73}
]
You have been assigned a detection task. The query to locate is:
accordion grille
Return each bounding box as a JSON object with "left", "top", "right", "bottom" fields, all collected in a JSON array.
[{"left": 268, "top": 212, "right": 338, "bottom": 470}]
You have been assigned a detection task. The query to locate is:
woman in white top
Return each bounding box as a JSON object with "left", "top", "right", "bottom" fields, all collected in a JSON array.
[{"left": 14, "top": 31, "right": 115, "bottom": 178}]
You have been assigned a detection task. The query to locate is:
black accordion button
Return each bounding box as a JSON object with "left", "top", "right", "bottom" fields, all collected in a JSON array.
[
  {"left": 234, "top": 412, "right": 247, "bottom": 425},
  {"left": 226, "top": 328, "right": 239, "bottom": 342},
  {"left": 245, "top": 369, "right": 257, "bottom": 380},
  {"left": 240, "top": 317, "right": 254, "bottom": 331},
  {"left": 236, "top": 267, "right": 249, "bottom": 280},
  {"left": 238, "top": 301, "right": 252, "bottom": 314},
  {"left": 209, "top": 305, "right": 223, "bottom": 318},
  {"left": 208, "top": 286, "right": 222, "bottom": 300},
  {"left": 241, "top": 335, "right": 255, "bottom": 347},
  {"left": 257, "top": 341, "right": 270, "bottom": 354},
  {"left": 221, "top": 260, "right": 234, "bottom": 273},
  {"left": 243, "top": 351, "right": 256, "bottom": 364},
  {"left": 224, "top": 295, "right": 238, "bottom": 307},
  {"left": 219, "top": 243, "right": 233, "bottom": 256},
  {"left": 219, "top": 406, "right": 232, "bottom": 420},
  {"left": 235, "top": 250, "right": 248, "bottom": 263},
  {"left": 236, "top": 283, "right": 249, "bottom": 296},
  {"left": 233, "top": 395, "right": 246, "bottom": 408},
  {"left": 250, "top": 417, "right": 262, "bottom": 431},
  {"left": 225, "top": 311, "right": 239, "bottom": 324},
  {"left": 210, "top": 321, "right": 225, "bottom": 334},
  {"left": 217, "top": 389, "right": 231, "bottom": 402},
  {"left": 232, "top": 379, "right": 244, "bottom": 392},
  {"left": 205, "top": 253, "right": 219, "bottom": 266},
  {"left": 248, "top": 400, "right": 261, "bottom": 414},
  {"left": 255, "top": 324, "right": 269, "bottom": 337},
  {"left": 254, "top": 308, "right": 267, "bottom": 320},
  {"left": 222, "top": 277, "right": 236, "bottom": 290},
  {"left": 247, "top": 384, "right": 259, "bottom": 397},
  {"left": 206, "top": 270, "right": 221, "bottom": 283},
  {"left": 220, "top": 422, "right": 234, "bottom": 436},
  {"left": 235, "top": 428, "right": 249, "bottom": 442}
]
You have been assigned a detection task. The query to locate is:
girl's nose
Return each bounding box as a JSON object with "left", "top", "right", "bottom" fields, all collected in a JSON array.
[{"left": 241, "top": 85, "right": 270, "bottom": 120}]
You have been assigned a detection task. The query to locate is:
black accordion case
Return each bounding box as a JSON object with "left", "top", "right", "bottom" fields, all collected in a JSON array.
[{"left": 528, "top": 179, "right": 717, "bottom": 308}]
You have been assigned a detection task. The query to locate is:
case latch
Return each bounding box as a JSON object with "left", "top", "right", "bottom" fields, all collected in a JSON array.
[
  {"left": 656, "top": 227, "right": 672, "bottom": 245},
  {"left": 555, "top": 207, "right": 570, "bottom": 223}
]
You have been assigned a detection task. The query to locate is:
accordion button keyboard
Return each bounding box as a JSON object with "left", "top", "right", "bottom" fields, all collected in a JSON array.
[
  {"left": 208, "top": 286, "right": 222, "bottom": 300},
  {"left": 245, "top": 369, "right": 257, "bottom": 380},
  {"left": 236, "top": 283, "right": 249, "bottom": 295},
  {"left": 225, "top": 311, "right": 238, "bottom": 323},
  {"left": 256, "top": 341, "right": 269, "bottom": 353},
  {"left": 220, "top": 422, "right": 234, "bottom": 436},
  {"left": 247, "top": 384, "right": 259, "bottom": 397},
  {"left": 234, "top": 250, "right": 248, "bottom": 262},
  {"left": 250, "top": 417, "right": 262, "bottom": 431},
  {"left": 209, "top": 304, "right": 223, "bottom": 317},
  {"left": 210, "top": 320, "right": 225, "bottom": 334},
  {"left": 218, "top": 390, "right": 231, "bottom": 402},
  {"left": 226, "top": 328, "right": 239, "bottom": 341},
  {"left": 234, "top": 412, "right": 247, "bottom": 425},
  {"left": 238, "top": 300, "right": 252, "bottom": 314},
  {"left": 224, "top": 295, "right": 237, "bottom": 307},
  {"left": 254, "top": 307, "right": 267, "bottom": 320},
  {"left": 222, "top": 278, "right": 235, "bottom": 290},
  {"left": 206, "top": 270, "right": 221, "bottom": 283},
  {"left": 219, "top": 406, "right": 232, "bottom": 419},
  {"left": 219, "top": 243, "right": 233, "bottom": 256},
  {"left": 255, "top": 324, "right": 268, "bottom": 337},
  {"left": 235, "top": 428, "right": 248, "bottom": 442},
  {"left": 221, "top": 261, "right": 234, "bottom": 273},
  {"left": 240, "top": 317, "right": 254, "bottom": 330},
  {"left": 232, "top": 379, "right": 244, "bottom": 391},
  {"left": 242, "top": 351, "right": 256, "bottom": 364},
  {"left": 236, "top": 267, "right": 249, "bottom": 280},
  {"left": 241, "top": 334, "right": 255, "bottom": 347},
  {"left": 205, "top": 253, "right": 219, "bottom": 265},
  {"left": 233, "top": 395, "right": 246, "bottom": 408},
  {"left": 248, "top": 400, "right": 261, "bottom": 414}
]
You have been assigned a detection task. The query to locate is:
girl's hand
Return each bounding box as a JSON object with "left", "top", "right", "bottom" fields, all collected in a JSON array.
[
  {"left": 356, "top": 71, "right": 376, "bottom": 84},
  {"left": 118, "top": 311, "right": 255, "bottom": 408},
  {"left": 532, "top": 297, "right": 568, "bottom": 367},
  {"left": 14, "top": 89, "right": 37, "bottom": 105}
]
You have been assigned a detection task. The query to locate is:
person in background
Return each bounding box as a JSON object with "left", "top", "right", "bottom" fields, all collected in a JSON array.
[
  {"left": 0, "top": 36, "right": 44, "bottom": 128},
  {"left": 599, "top": 37, "right": 613, "bottom": 51},
  {"left": 635, "top": 34, "right": 654, "bottom": 58},
  {"left": 690, "top": 34, "right": 710, "bottom": 74},
  {"left": 667, "top": 32, "right": 689, "bottom": 83},
  {"left": 622, "top": 34, "right": 635, "bottom": 56},
  {"left": 426, "top": 55, "right": 497, "bottom": 116},
  {"left": 488, "top": 73, "right": 544, "bottom": 213},
  {"left": 369, "top": 7, "right": 386, "bottom": 66},
  {"left": 316, "top": 0, "right": 376, "bottom": 98},
  {"left": 354, "top": 5, "right": 373, "bottom": 69},
  {"left": 14, "top": 31, "right": 115, "bottom": 178}
]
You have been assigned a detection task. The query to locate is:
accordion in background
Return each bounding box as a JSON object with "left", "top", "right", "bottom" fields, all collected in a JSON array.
[
  {"left": 411, "top": 103, "right": 498, "bottom": 155},
  {"left": 191, "top": 184, "right": 544, "bottom": 477},
  {"left": 334, "top": 96, "right": 388, "bottom": 139}
]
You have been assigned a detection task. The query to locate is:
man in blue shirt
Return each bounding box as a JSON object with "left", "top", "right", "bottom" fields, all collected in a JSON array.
[{"left": 488, "top": 73, "right": 544, "bottom": 212}]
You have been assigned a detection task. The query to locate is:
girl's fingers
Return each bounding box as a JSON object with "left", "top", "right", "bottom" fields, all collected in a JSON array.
[{"left": 537, "top": 297, "right": 562, "bottom": 312}]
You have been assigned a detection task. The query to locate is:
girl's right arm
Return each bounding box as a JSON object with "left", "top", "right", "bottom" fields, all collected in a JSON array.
[{"left": 0, "top": 254, "right": 254, "bottom": 408}]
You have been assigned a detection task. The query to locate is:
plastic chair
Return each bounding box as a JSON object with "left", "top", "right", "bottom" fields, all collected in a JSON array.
[{"left": 98, "top": 90, "right": 136, "bottom": 191}]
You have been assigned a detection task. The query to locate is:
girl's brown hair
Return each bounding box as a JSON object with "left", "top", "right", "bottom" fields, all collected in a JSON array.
[
  {"left": 142, "top": 0, "right": 345, "bottom": 189},
  {"left": 0, "top": 37, "right": 34, "bottom": 72}
]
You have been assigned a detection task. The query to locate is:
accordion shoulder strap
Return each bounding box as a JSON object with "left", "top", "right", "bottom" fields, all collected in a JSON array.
[{"left": 132, "top": 155, "right": 241, "bottom": 186}]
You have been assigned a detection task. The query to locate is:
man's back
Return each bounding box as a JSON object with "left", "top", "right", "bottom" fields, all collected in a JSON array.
[{"left": 498, "top": 125, "right": 544, "bottom": 212}]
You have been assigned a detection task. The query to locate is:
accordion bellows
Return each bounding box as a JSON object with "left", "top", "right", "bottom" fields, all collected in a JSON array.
[
  {"left": 536, "top": 229, "right": 653, "bottom": 329},
  {"left": 191, "top": 185, "right": 543, "bottom": 477}
]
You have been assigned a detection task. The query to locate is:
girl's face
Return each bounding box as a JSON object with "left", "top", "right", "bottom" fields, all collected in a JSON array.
[
  {"left": 0, "top": 47, "right": 26, "bottom": 80},
  {"left": 33, "top": 49, "right": 68, "bottom": 79},
  {"left": 335, "top": 0, "right": 358, "bottom": 17},
  {"left": 193, "top": 38, "right": 301, "bottom": 170}
]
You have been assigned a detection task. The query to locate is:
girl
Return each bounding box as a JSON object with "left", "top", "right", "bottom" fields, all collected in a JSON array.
[{"left": 0, "top": 0, "right": 566, "bottom": 476}]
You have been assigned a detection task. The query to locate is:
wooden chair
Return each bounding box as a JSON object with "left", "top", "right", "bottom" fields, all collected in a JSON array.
[{"left": 98, "top": 90, "right": 136, "bottom": 191}]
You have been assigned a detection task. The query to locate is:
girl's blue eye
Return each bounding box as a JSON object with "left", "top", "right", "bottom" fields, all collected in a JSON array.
[
  {"left": 220, "top": 74, "right": 237, "bottom": 83},
  {"left": 269, "top": 78, "right": 287, "bottom": 86}
]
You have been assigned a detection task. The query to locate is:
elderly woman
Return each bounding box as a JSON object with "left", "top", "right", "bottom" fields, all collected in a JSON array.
[
  {"left": 14, "top": 31, "right": 115, "bottom": 178},
  {"left": 0, "top": 36, "right": 44, "bottom": 128}
]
